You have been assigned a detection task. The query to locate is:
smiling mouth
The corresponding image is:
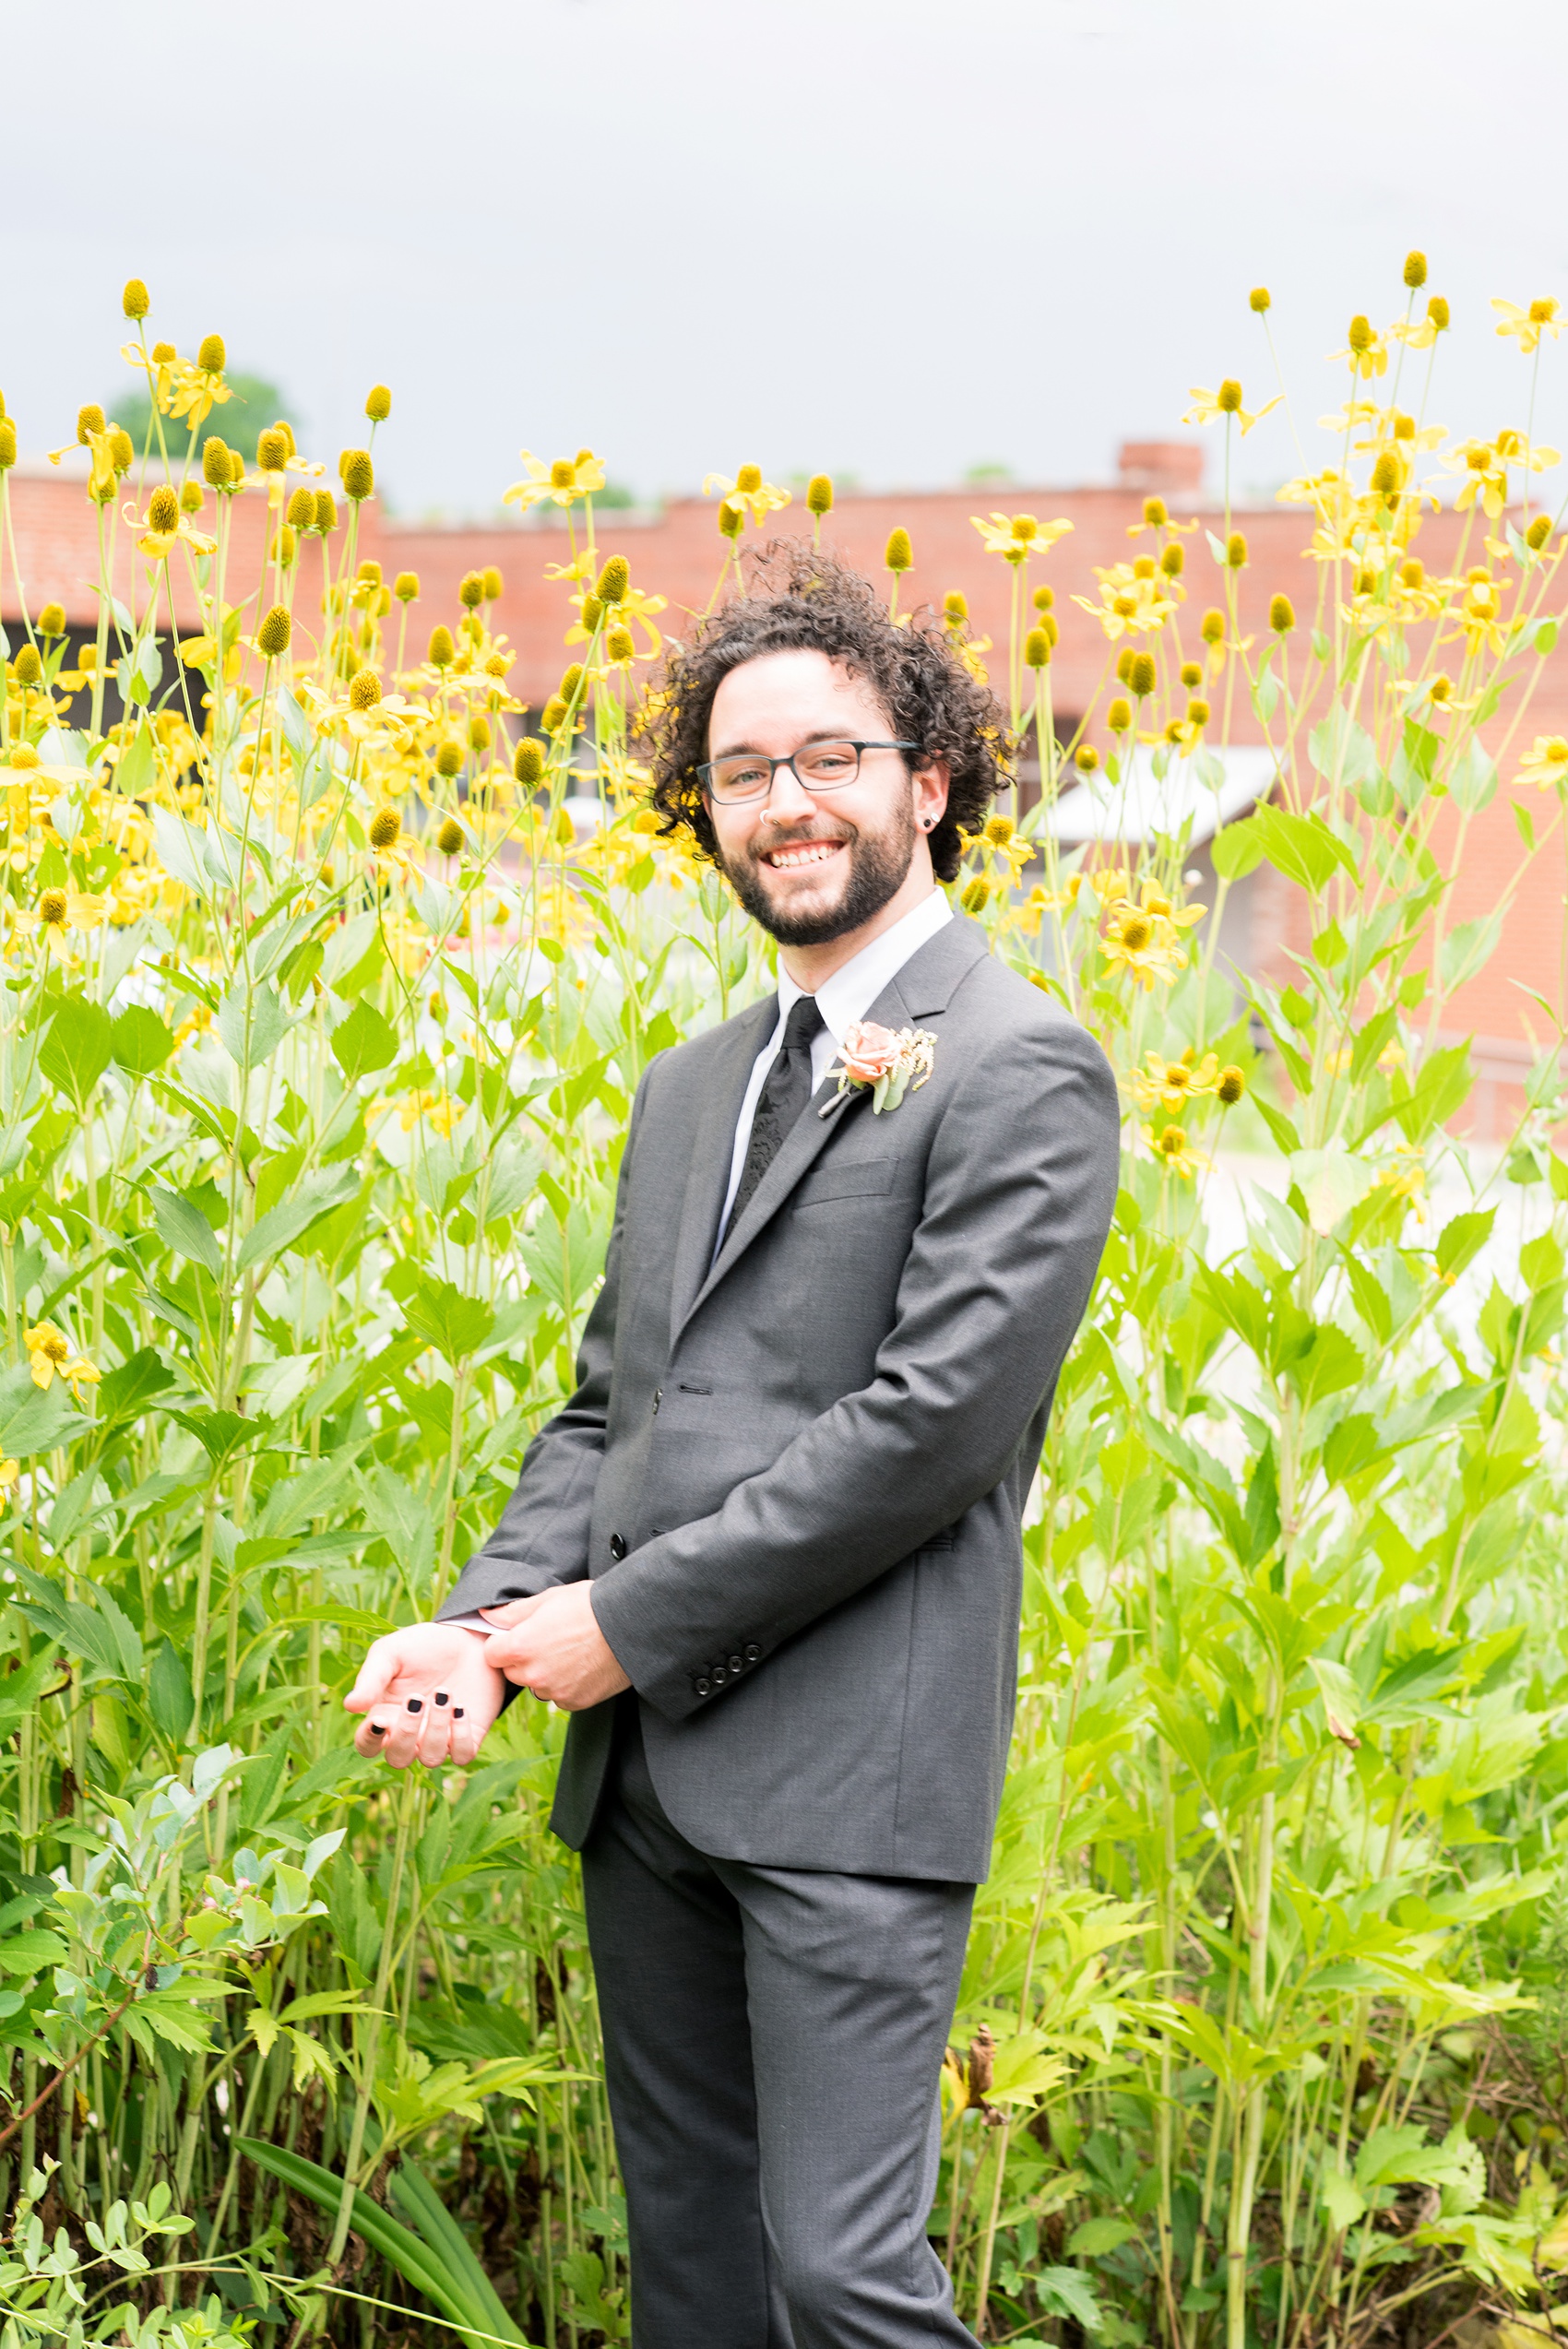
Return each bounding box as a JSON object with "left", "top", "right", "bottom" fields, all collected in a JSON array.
[{"left": 761, "top": 838, "right": 847, "bottom": 872}]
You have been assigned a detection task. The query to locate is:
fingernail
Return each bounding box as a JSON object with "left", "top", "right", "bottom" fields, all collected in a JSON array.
[
  {"left": 452, "top": 1707, "right": 465, "bottom": 1719},
  {"left": 407, "top": 1698, "right": 422, "bottom": 1714},
  {"left": 370, "top": 1724, "right": 386, "bottom": 1736},
  {"left": 434, "top": 1691, "right": 449, "bottom": 1706}
]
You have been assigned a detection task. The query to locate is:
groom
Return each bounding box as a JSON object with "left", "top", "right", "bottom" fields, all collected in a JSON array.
[{"left": 347, "top": 545, "right": 1120, "bottom": 2347}]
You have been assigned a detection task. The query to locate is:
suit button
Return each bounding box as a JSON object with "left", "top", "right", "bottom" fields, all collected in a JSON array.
[
  {"left": 609, "top": 1534, "right": 627, "bottom": 1561},
  {"left": 711, "top": 1664, "right": 729, "bottom": 1687},
  {"left": 729, "top": 1653, "right": 742, "bottom": 1674},
  {"left": 744, "top": 1643, "right": 760, "bottom": 1664},
  {"left": 695, "top": 1677, "right": 711, "bottom": 1698}
]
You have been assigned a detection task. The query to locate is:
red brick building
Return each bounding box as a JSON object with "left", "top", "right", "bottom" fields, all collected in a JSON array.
[{"left": 5, "top": 444, "right": 1561, "bottom": 1137}]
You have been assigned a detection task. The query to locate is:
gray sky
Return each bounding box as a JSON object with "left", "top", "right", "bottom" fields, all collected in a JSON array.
[{"left": 7, "top": 0, "right": 1568, "bottom": 517}]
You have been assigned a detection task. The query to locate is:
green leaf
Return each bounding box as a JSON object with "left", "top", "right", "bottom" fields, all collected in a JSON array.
[
  {"left": 1251, "top": 804, "right": 1359, "bottom": 894},
  {"left": 114, "top": 720, "right": 156, "bottom": 800},
  {"left": 39, "top": 993, "right": 113, "bottom": 1106},
  {"left": 330, "top": 996, "right": 398, "bottom": 1082},
  {"left": 1322, "top": 2163, "right": 1368, "bottom": 2232},
  {"left": 97, "top": 1346, "right": 176, "bottom": 1424},
  {"left": 1036, "top": 2267, "right": 1105, "bottom": 2331},
  {"left": 237, "top": 2140, "right": 523, "bottom": 2347},
  {"left": 1308, "top": 708, "right": 1378, "bottom": 789},
  {"left": 169, "top": 1406, "right": 267, "bottom": 1471},
  {"left": 150, "top": 1186, "right": 222, "bottom": 1275},
  {"left": 237, "top": 1163, "right": 360, "bottom": 1270},
  {"left": 1066, "top": 2215, "right": 1140, "bottom": 2256},
  {"left": 151, "top": 805, "right": 212, "bottom": 896},
  {"left": 216, "top": 979, "right": 288, "bottom": 1067},
  {"left": 1439, "top": 909, "right": 1503, "bottom": 996},
  {"left": 1310, "top": 1656, "right": 1362, "bottom": 1746},
  {"left": 147, "top": 1640, "right": 194, "bottom": 1744},
  {"left": 1449, "top": 740, "right": 1499, "bottom": 813},
  {"left": 0, "top": 1362, "right": 77, "bottom": 1457},
  {"left": 276, "top": 686, "right": 312, "bottom": 760},
  {"left": 1210, "top": 814, "right": 1266, "bottom": 881},
  {"left": 111, "top": 1003, "right": 175, "bottom": 1076},
  {"left": 1289, "top": 1145, "right": 1376, "bottom": 1236},
  {"left": 402, "top": 1275, "right": 495, "bottom": 1364},
  {"left": 0, "top": 1929, "right": 67, "bottom": 1974}
]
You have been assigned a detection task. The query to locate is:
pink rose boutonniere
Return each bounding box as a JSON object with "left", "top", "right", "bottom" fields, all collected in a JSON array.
[{"left": 820, "top": 1020, "right": 938, "bottom": 1117}]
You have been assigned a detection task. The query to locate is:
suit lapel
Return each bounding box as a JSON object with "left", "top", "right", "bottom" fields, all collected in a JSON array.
[
  {"left": 668, "top": 993, "right": 778, "bottom": 1342},
  {"left": 672, "top": 917, "right": 991, "bottom": 1339}
]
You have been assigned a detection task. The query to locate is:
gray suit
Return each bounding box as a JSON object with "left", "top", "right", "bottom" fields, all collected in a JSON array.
[{"left": 440, "top": 914, "right": 1120, "bottom": 2343}]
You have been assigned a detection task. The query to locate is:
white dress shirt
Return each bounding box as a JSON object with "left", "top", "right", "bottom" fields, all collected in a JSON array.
[
  {"left": 442, "top": 888, "right": 953, "bottom": 1635},
  {"left": 714, "top": 887, "right": 953, "bottom": 1250}
]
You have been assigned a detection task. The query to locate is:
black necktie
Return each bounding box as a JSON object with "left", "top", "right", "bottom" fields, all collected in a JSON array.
[{"left": 721, "top": 995, "right": 825, "bottom": 1248}]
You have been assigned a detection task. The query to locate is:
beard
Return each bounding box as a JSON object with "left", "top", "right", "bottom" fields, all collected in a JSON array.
[{"left": 718, "top": 794, "right": 917, "bottom": 948}]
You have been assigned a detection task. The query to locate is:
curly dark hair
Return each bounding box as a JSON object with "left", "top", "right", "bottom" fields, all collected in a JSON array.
[{"left": 639, "top": 540, "right": 1007, "bottom": 884}]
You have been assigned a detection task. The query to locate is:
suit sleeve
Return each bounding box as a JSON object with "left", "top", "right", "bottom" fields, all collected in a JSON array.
[
  {"left": 434, "top": 1067, "right": 650, "bottom": 1624},
  {"left": 589, "top": 1015, "right": 1122, "bottom": 1718}
]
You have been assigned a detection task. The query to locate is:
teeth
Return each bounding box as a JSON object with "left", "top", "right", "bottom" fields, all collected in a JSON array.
[{"left": 766, "top": 841, "right": 841, "bottom": 870}]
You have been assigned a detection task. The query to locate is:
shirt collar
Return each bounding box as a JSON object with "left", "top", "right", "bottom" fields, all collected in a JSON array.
[{"left": 777, "top": 888, "right": 954, "bottom": 1046}]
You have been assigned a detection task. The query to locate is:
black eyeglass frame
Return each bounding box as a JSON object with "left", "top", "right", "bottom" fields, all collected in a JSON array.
[{"left": 695, "top": 739, "right": 924, "bottom": 807}]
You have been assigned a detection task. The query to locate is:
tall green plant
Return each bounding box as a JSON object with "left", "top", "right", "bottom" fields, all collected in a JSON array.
[{"left": 0, "top": 265, "right": 1566, "bottom": 2349}]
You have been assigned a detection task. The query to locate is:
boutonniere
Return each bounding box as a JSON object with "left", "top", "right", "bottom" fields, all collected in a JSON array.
[{"left": 819, "top": 1021, "right": 937, "bottom": 1117}]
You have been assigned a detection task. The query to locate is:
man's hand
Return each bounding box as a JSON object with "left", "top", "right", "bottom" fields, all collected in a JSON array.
[
  {"left": 478, "top": 1584, "right": 631, "bottom": 1711},
  {"left": 345, "top": 1623, "right": 505, "bottom": 1769}
]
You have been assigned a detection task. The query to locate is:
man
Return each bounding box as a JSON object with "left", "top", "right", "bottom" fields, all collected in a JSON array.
[{"left": 347, "top": 545, "right": 1121, "bottom": 2347}]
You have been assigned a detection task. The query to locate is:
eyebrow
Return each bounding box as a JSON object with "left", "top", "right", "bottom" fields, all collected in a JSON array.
[{"left": 707, "top": 729, "right": 856, "bottom": 760}]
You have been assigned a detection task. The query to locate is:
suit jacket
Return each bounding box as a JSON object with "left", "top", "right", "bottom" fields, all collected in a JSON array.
[{"left": 438, "top": 916, "right": 1120, "bottom": 1880}]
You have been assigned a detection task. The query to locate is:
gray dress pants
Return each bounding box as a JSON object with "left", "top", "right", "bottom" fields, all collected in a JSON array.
[{"left": 579, "top": 1698, "right": 979, "bottom": 2349}]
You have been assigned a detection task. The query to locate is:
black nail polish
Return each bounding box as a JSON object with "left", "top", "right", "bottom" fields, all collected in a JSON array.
[
  {"left": 370, "top": 1724, "right": 386, "bottom": 1736},
  {"left": 434, "top": 1691, "right": 449, "bottom": 1706},
  {"left": 452, "top": 1707, "right": 465, "bottom": 1719},
  {"left": 407, "top": 1697, "right": 422, "bottom": 1714}
]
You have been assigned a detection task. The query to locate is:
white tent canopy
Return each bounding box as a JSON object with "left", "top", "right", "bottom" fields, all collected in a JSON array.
[{"left": 1047, "top": 743, "right": 1277, "bottom": 847}]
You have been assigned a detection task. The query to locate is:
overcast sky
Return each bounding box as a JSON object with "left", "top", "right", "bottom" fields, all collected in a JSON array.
[{"left": 6, "top": 0, "right": 1568, "bottom": 518}]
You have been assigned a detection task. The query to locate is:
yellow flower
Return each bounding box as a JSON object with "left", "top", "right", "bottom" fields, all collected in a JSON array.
[
  {"left": 1144, "top": 1122, "right": 1206, "bottom": 1180},
  {"left": 0, "top": 1458, "right": 17, "bottom": 1503},
  {"left": 166, "top": 353, "right": 234, "bottom": 431},
  {"left": 47, "top": 423, "right": 122, "bottom": 504},
  {"left": 1130, "top": 1049, "right": 1221, "bottom": 1113},
  {"left": 703, "top": 466, "right": 792, "bottom": 528},
  {"left": 1439, "top": 431, "right": 1558, "bottom": 520},
  {"left": 137, "top": 484, "right": 217, "bottom": 560},
  {"left": 1073, "top": 561, "right": 1176, "bottom": 641},
  {"left": 1492, "top": 296, "right": 1564, "bottom": 354},
  {"left": 1327, "top": 318, "right": 1389, "bottom": 380},
  {"left": 1100, "top": 903, "right": 1184, "bottom": 991},
  {"left": 1450, "top": 569, "right": 1509, "bottom": 656},
  {"left": 969, "top": 512, "right": 1074, "bottom": 564},
  {"left": 503, "top": 448, "right": 606, "bottom": 512},
  {"left": 1182, "top": 384, "right": 1281, "bottom": 436},
  {"left": 122, "top": 337, "right": 179, "bottom": 412},
  {"left": 1518, "top": 735, "right": 1568, "bottom": 790},
  {"left": 565, "top": 581, "right": 667, "bottom": 658},
  {"left": 23, "top": 1323, "right": 101, "bottom": 1403},
  {"left": 1372, "top": 1143, "right": 1428, "bottom": 1222}
]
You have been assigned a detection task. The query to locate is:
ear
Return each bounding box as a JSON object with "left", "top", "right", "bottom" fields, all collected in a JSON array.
[{"left": 912, "top": 756, "right": 949, "bottom": 833}]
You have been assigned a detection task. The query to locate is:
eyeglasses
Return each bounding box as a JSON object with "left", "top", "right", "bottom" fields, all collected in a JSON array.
[{"left": 696, "top": 738, "right": 922, "bottom": 807}]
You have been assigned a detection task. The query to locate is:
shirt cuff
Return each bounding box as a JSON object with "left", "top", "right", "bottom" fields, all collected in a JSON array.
[{"left": 434, "top": 1613, "right": 493, "bottom": 1632}]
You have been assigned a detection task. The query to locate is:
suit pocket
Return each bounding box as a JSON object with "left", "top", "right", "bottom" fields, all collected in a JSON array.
[{"left": 793, "top": 1155, "right": 895, "bottom": 1206}]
